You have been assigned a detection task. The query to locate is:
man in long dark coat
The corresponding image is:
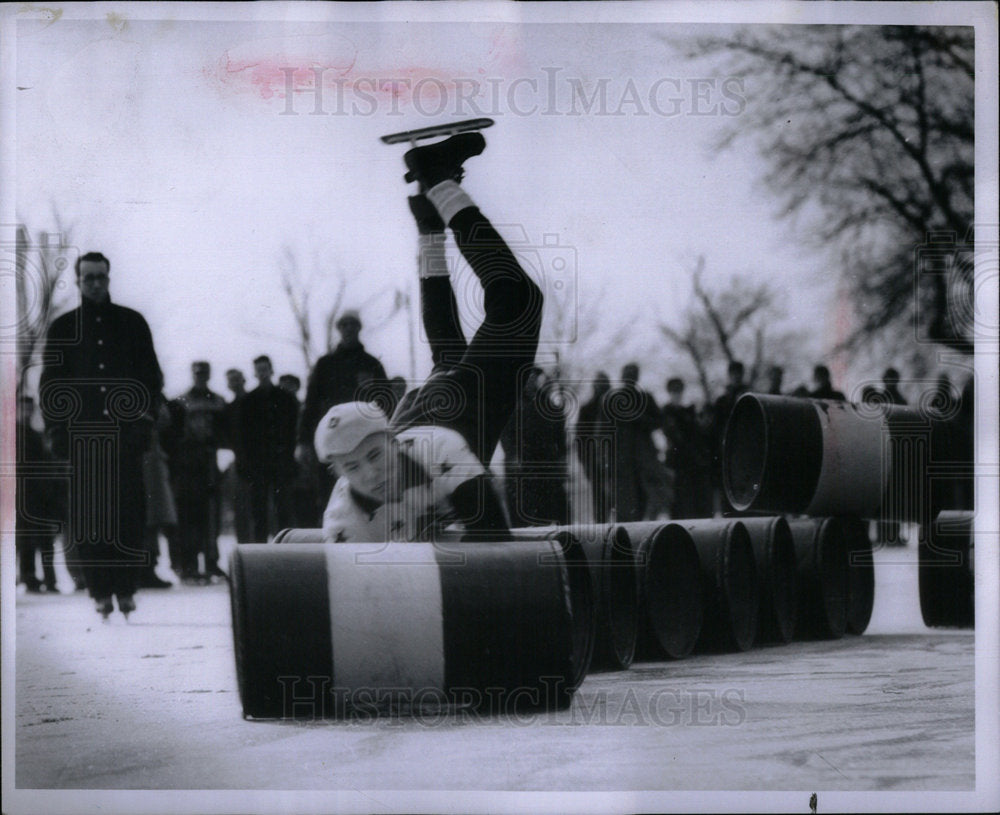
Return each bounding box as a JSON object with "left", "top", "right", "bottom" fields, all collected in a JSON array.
[{"left": 39, "top": 251, "right": 163, "bottom": 619}]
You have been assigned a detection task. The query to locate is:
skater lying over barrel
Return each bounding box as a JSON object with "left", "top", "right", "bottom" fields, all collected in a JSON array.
[{"left": 314, "top": 132, "right": 543, "bottom": 543}]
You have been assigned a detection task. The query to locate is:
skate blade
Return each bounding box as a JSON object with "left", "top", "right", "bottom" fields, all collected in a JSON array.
[{"left": 380, "top": 117, "right": 494, "bottom": 145}]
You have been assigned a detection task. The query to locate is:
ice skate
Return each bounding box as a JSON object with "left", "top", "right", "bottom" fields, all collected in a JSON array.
[
  {"left": 403, "top": 132, "right": 485, "bottom": 187},
  {"left": 95, "top": 597, "right": 114, "bottom": 620},
  {"left": 117, "top": 594, "right": 136, "bottom": 619}
]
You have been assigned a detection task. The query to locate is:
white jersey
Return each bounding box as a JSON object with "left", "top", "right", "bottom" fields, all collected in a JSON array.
[{"left": 322, "top": 424, "right": 488, "bottom": 543}]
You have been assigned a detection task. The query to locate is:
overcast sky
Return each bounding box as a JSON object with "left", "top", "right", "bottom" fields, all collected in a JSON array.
[
  {"left": 10, "top": 6, "right": 853, "bottom": 399},
  {"left": 6, "top": 2, "right": 994, "bottom": 406}
]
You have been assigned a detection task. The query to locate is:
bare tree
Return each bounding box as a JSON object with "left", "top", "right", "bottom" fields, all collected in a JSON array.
[
  {"left": 675, "top": 25, "right": 975, "bottom": 354},
  {"left": 256, "top": 243, "right": 404, "bottom": 375},
  {"left": 659, "top": 320, "right": 714, "bottom": 403},
  {"left": 15, "top": 212, "right": 76, "bottom": 397},
  {"left": 276, "top": 244, "right": 347, "bottom": 372},
  {"left": 542, "top": 281, "right": 636, "bottom": 397},
  {"left": 658, "top": 258, "right": 798, "bottom": 402}
]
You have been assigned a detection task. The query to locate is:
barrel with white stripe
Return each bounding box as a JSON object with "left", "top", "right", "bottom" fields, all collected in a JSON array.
[
  {"left": 229, "top": 540, "right": 582, "bottom": 718},
  {"left": 273, "top": 528, "right": 596, "bottom": 688},
  {"left": 723, "top": 394, "right": 965, "bottom": 521},
  {"left": 622, "top": 521, "right": 704, "bottom": 661},
  {"left": 737, "top": 516, "right": 798, "bottom": 644},
  {"left": 678, "top": 520, "right": 759, "bottom": 653},
  {"left": 787, "top": 517, "right": 848, "bottom": 639}
]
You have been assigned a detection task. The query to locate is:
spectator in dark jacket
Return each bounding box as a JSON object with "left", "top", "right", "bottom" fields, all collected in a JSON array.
[
  {"left": 661, "top": 377, "right": 714, "bottom": 520},
  {"left": 221, "top": 368, "right": 253, "bottom": 542},
  {"left": 809, "top": 364, "right": 846, "bottom": 401},
  {"left": 166, "top": 361, "right": 228, "bottom": 581},
  {"left": 139, "top": 398, "right": 176, "bottom": 589},
  {"left": 39, "top": 251, "right": 163, "bottom": 618},
  {"left": 607, "top": 363, "right": 671, "bottom": 522},
  {"left": 16, "top": 394, "right": 60, "bottom": 593},
  {"left": 500, "top": 367, "right": 569, "bottom": 527},
  {"left": 295, "top": 310, "right": 389, "bottom": 524},
  {"left": 766, "top": 365, "right": 784, "bottom": 396},
  {"left": 239, "top": 355, "right": 299, "bottom": 540},
  {"left": 574, "top": 372, "right": 615, "bottom": 523},
  {"left": 875, "top": 367, "right": 908, "bottom": 545},
  {"left": 881, "top": 367, "right": 907, "bottom": 406},
  {"left": 279, "top": 373, "right": 319, "bottom": 527}
]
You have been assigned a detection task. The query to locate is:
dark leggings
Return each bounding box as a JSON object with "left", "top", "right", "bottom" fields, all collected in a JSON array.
[{"left": 396, "top": 207, "right": 543, "bottom": 467}]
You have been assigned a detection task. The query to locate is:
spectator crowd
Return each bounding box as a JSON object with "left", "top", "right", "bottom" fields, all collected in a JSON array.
[{"left": 15, "top": 252, "right": 975, "bottom": 605}]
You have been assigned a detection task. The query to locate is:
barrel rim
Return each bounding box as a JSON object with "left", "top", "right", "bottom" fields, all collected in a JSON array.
[
  {"left": 723, "top": 393, "right": 768, "bottom": 512},
  {"left": 603, "top": 525, "right": 639, "bottom": 669},
  {"left": 644, "top": 522, "right": 704, "bottom": 659},
  {"left": 721, "top": 521, "right": 759, "bottom": 651}
]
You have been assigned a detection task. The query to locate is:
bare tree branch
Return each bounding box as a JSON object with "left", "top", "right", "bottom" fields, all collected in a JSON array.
[
  {"left": 674, "top": 25, "right": 974, "bottom": 354},
  {"left": 15, "top": 213, "right": 76, "bottom": 396},
  {"left": 323, "top": 276, "right": 348, "bottom": 353}
]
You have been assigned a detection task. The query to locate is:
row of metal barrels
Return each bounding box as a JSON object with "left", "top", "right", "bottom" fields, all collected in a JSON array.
[
  {"left": 513, "top": 517, "right": 874, "bottom": 673},
  {"left": 229, "top": 515, "right": 875, "bottom": 719}
]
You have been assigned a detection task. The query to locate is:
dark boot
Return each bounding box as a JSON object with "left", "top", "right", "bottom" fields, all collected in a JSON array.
[{"left": 404, "top": 133, "right": 486, "bottom": 186}]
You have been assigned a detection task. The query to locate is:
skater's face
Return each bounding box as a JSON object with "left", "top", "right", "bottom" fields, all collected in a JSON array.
[{"left": 332, "top": 432, "right": 389, "bottom": 502}]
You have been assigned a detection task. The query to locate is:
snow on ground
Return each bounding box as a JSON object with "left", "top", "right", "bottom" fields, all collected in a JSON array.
[{"left": 10, "top": 531, "right": 975, "bottom": 805}]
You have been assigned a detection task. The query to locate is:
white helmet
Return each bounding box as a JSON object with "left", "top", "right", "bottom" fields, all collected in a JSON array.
[{"left": 314, "top": 401, "right": 389, "bottom": 463}]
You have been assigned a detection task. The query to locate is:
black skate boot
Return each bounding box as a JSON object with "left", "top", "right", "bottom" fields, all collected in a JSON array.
[
  {"left": 404, "top": 132, "right": 485, "bottom": 187},
  {"left": 96, "top": 596, "right": 114, "bottom": 620},
  {"left": 117, "top": 593, "right": 136, "bottom": 619}
]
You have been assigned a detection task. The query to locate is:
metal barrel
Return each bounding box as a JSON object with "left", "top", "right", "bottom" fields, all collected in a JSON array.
[
  {"left": 841, "top": 517, "right": 875, "bottom": 635},
  {"left": 273, "top": 527, "right": 595, "bottom": 682},
  {"left": 918, "top": 511, "right": 974, "bottom": 629},
  {"left": 510, "top": 524, "right": 638, "bottom": 671},
  {"left": 787, "top": 518, "right": 849, "bottom": 639},
  {"left": 736, "top": 516, "right": 798, "bottom": 644},
  {"left": 229, "top": 540, "right": 583, "bottom": 719},
  {"left": 723, "top": 393, "right": 967, "bottom": 521},
  {"left": 622, "top": 521, "right": 704, "bottom": 661},
  {"left": 674, "top": 519, "right": 759, "bottom": 652},
  {"left": 542, "top": 530, "right": 597, "bottom": 690}
]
